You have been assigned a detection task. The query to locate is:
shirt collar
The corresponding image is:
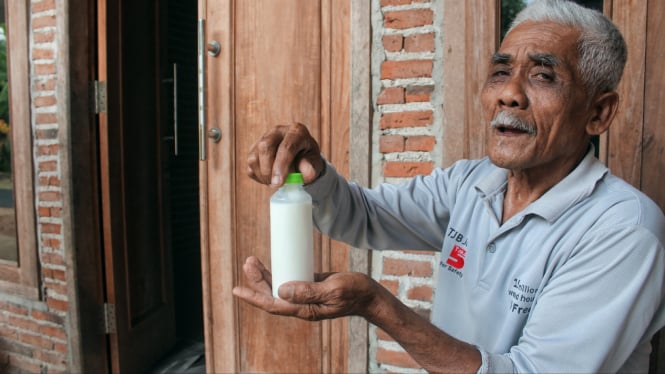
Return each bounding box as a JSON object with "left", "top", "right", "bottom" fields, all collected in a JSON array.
[{"left": 475, "top": 146, "right": 609, "bottom": 223}]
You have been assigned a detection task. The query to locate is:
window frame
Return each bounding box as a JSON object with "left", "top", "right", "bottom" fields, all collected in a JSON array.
[{"left": 0, "top": 0, "right": 39, "bottom": 299}]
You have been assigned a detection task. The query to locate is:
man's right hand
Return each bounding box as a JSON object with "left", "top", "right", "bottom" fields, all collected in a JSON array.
[{"left": 246, "top": 122, "right": 325, "bottom": 187}]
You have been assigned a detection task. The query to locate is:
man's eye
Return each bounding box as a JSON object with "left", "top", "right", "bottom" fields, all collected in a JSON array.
[
  {"left": 534, "top": 72, "right": 554, "bottom": 81},
  {"left": 491, "top": 69, "right": 510, "bottom": 77}
]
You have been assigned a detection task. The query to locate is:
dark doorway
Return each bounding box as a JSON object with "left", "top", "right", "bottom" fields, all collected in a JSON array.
[{"left": 152, "top": 0, "right": 204, "bottom": 370}]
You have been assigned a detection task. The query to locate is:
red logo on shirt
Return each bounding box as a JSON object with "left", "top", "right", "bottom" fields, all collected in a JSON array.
[{"left": 446, "top": 245, "right": 466, "bottom": 269}]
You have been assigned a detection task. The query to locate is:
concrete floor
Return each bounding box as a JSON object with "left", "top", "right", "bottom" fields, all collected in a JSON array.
[{"left": 149, "top": 340, "right": 205, "bottom": 374}]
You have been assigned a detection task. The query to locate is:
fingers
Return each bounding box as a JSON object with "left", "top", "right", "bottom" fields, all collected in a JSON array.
[
  {"left": 246, "top": 122, "right": 324, "bottom": 187},
  {"left": 242, "top": 256, "right": 272, "bottom": 294},
  {"left": 232, "top": 285, "right": 303, "bottom": 317},
  {"left": 235, "top": 259, "right": 376, "bottom": 322},
  {"left": 247, "top": 126, "right": 288, "bottom": 186}
]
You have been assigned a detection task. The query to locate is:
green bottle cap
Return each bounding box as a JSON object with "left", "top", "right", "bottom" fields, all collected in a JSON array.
[{"left": 285, "top": 172, "right": 304, "bottom": 185}]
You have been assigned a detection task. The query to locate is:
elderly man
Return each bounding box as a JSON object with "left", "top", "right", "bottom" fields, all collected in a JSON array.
[{"left": 233, "top": 0, "right": 665, "bottom": 372}]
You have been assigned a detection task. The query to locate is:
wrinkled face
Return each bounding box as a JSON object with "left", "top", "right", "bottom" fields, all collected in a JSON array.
[{"left": 481, "top": 21, "right": 594, "bottom": 172}]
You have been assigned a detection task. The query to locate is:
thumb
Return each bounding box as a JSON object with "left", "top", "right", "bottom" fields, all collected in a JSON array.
[
  {"left": 297, "top": 157, "right": 324, "bottom": 185},
  {"left": 278, "top": 281, "right": 321, "bottom": 304}
]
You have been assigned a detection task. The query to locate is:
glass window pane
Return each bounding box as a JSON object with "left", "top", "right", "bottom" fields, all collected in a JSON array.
[{"left": 0, "top": 0, "right": 18, "bottom": 264}]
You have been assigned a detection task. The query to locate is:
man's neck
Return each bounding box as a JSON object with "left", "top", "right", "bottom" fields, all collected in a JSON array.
[{"left": 501, "top": 149, "right": 588, "bottom": 224}]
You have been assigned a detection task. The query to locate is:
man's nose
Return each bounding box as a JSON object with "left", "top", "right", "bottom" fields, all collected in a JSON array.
[{"left": 498, "top": 78, "right": 528, "bottom": 109}]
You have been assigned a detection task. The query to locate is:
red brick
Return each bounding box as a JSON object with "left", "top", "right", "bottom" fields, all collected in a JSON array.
[
  {"left": 384, "top": 9, "right": 434, "bottom": 29},
  {"left": 407, "top": 285, "right": 433, "bottom": 301},
  {"left": 50, "top": 208, "right": 62, "bottom": 218},
  {"left": 42, "top": 237, "right": 62, "bottom": 249},
  {"left": 376, "top": 328, "right": 394, "bottom": 342},
  {"left": 8, "top": 315, "right": 39, "bottom": 331},
  {"left": 380, "top": 110, "right": 432, "bottom": 129},
  {"left": 39, "top": 176, "right": 61, "bottom": 187},
  {"left": 35, "top": 96, "right": 57, "bottom": 107},
  {"left": 32, "top": 48, "right": 55, "bottom": 60},
  {"left": 381, "top": 0, "right": 410, "bottom": 5},
  {"left": 36, "top": 113, "right": 58, "bottom": 124},
  {"left": 403, "top": 249, "right": 435, "bottom": 256},
  {"left": 383, "top": 161, "right": 433, "bottom": 177},
  {"left": 54, "top": 342, "right": 67, "bottom": 354},
  {"left": 32, "top": 15, "right": 57, "bottom": 29},
  {"left": 0, "top": 301, "right": 29, "bottom": 316},
  {"left": 39, "top": 190, "right": 61, "bottom": 201},
  {"left": 383, "top": 257, "right": 433, "bottom": 277},
  {"left": 34, "top": 31, "right": 55, "bottom": 43},
  {"left": 46, "top": 298, "right": 68, "bottom": 313},
  {"left": 32, "top": 0, "right": 56, "bottom": 13},
  {"left": 380, "top": 279, "right": 399, "bottom": 296},
  {"left": 36, "top": 128, "right": 59, "bottom": 139},
  {"left": 405, "top": 135, "right": 436, "bottom": 151},
  {"left": 19, "top": 332, "right": 54, "bottom": 350},
  {"left": 34, "top": 78, "right": 57, "bottom": 91},
  {"left": 42, "top": 238, "right": 60, "bottom": 249},
  {"left": 41, "top": 251, "right": 65, "bottom": 265},
  {"left": 382, "top": 34, "right": 403, "bottom": 52},
  {"left": 39, "top": 209, "right": 63, "bottom": 220},
  {"left": 404, "top": 32, "right": 435, "bottom": 52},
  {"left": 32, "top": 310, "right": 65, "bottom": 325},
  {"left": 376, "top": 347, "right": 421, "bottom": 369},
  {"left": 39, "top": 325, "right": 66, "bottom": 342},
  {"left": 0, "top": 325, "right": 18, "bottom": 339},
  {"left": 35, "top": 63, "right": 57, "bottom": 75},
  {"left": 377, "top": 86, "right": 405, "bottom": 105},
  {"left": 44, "top": 281, "right": 67, "bottom": 297},
  {"left": 379, "top": 135, "right": 405, "bottom": 153},
  {"left": 382, "top": 0, "right": 430, "bottom": 5},
  {"left": 38, "top": 144, "right": 60, "bottom": 156},
  {"left": 405, "top": 85, "right": 434, "bottom": 102},
  {"left": 381, "top": 60, "right": 432, "bottom": 79},
  {"left": 50, "top": 269, "right": 66, "bottom": 282},
  {"left": 38, "top": 207, "right": 50, "bottom": 217},
  {"left": 8, "top": 354, "right": 42, "bottom": 373},
  {"left": 33, "top": 349, "right": 66, "bottom": 366}
]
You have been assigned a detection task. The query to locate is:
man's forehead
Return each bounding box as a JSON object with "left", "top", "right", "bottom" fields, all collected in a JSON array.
[{"left": 496, "top": 21, "right": 580, "bottom": 65}]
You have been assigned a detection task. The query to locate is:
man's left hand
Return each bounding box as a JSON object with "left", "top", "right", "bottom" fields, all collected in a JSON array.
[{"left": 232, "top": 256, "right": 379, "bottom": 321}]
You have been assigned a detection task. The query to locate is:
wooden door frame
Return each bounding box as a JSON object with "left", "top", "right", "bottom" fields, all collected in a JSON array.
[{"left": 61, "top": 0, "right": 108, "bottom": 372}]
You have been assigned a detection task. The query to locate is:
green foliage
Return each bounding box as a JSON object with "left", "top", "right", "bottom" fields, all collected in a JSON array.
[
  {"left": 0, "top": 23, "right": 7, "bottom": 123},
  {"left": 501, "top": 0, "right": 527, "bottom": 40},
  {"left": 0, "top": 23, "right": 10, "bottom": 172}
]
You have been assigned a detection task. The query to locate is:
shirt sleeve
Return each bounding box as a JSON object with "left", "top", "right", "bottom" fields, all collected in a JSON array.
[{"left": 304, "top": 161, "right": 454, "bottom": 251}]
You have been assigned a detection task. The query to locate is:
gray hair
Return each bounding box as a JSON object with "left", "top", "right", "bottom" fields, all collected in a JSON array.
[{"left": 507, "top": 0, "right": 627, "bottom": 95}]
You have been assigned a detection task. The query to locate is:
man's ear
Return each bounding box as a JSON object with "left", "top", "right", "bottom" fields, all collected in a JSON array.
[{"left": 586, "top": 91, "right": 619, "bottom": 136}]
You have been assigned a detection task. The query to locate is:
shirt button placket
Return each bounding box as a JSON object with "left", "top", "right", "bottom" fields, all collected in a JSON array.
[{"left": 487, "top": 242, "right": 496, "bottom": 253}]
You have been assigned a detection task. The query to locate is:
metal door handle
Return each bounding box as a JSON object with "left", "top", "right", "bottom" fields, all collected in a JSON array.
[
  {"left": 198, "top": 19, "right": 206, "bottom": 161},
  {"left": 208, "top": 128, "right": 222, "bottom": 142},
  {"left": 173, "top": 63, "right": 179, "bottom": 156}
]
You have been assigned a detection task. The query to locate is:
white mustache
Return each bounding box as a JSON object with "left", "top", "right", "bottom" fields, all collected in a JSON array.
[{"left": 490, "top": 111, "right": 536, "bottom": 135}]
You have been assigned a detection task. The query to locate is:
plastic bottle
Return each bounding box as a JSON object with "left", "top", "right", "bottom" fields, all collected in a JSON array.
[{"left": 270, "top": 172, "right": 314, "bottom": 299}]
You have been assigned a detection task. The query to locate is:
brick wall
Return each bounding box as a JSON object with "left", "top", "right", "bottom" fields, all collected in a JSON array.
[
  {"left": 0, "top": 0, "right": 68, "bottom": 372},
  {"left": 369, "top": 0, "right": 443, "bottom": 372}
]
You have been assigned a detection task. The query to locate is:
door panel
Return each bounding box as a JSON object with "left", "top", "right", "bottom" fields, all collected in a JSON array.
[
  {"left": 98, "top": 0, "right": 176, "bottom": 372},
  {"left": 234, "top": 2, "right": 323, "bottom": 371},
  {"left": 200, "top": 0, "right": 352, "bottom": 372}
]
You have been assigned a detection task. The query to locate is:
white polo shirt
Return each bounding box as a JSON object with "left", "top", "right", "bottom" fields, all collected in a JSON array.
[{"left": 305, "top": 148, "right": 665, "bottom": 373}]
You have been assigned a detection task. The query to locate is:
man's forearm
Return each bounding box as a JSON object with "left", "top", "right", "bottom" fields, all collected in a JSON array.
[{"left": 365, "top": 282, "right": 482, "bottom": 373}]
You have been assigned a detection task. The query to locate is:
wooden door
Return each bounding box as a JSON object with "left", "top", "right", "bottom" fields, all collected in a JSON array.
[
  {"left": 199, "top": 0, "right": 353, "bottom": 372},
  {"left": 607, "top": 0, "right": 665, "bottom": 370},
  {"left": 97, "top": 0, "right": 177, "bottom": 372}
]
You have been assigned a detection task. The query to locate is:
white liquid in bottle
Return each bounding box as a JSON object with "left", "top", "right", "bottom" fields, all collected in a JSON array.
[{"left": 270, "top": 173, "right": 314, "bottom": 299}]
